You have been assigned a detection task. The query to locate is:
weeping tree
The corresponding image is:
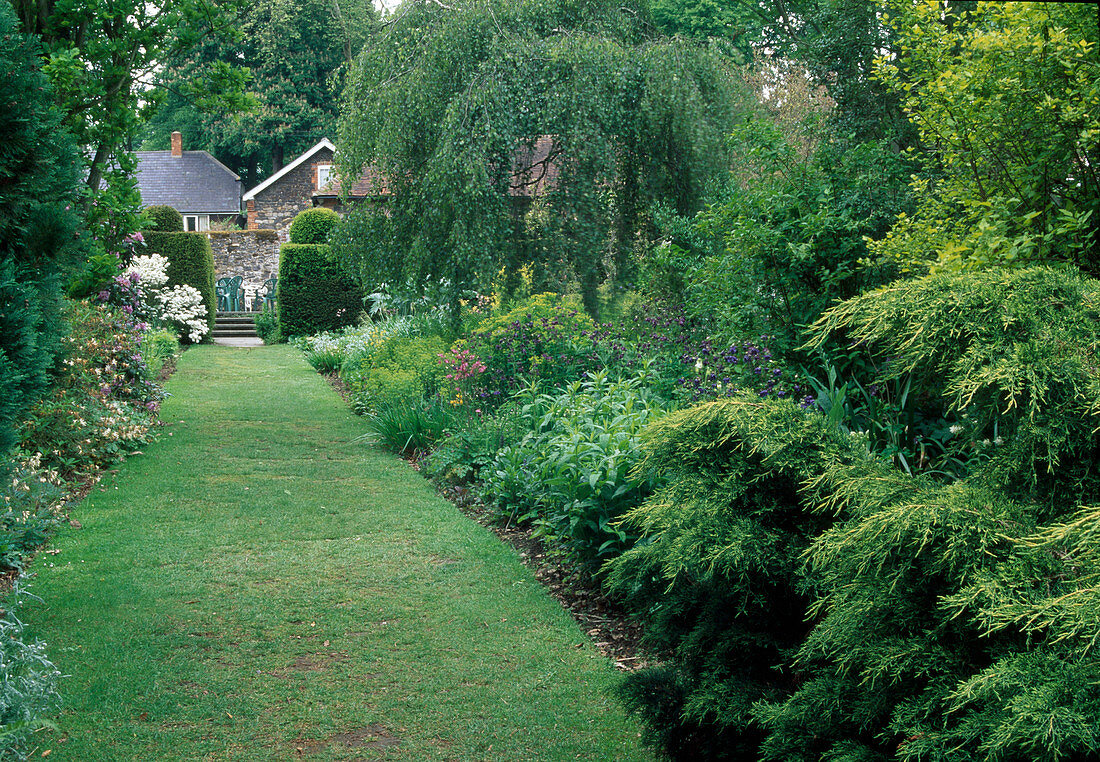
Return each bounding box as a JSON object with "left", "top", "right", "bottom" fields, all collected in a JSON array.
[{"left": 334, "top": 0, "right": 743, "bottom": 317}]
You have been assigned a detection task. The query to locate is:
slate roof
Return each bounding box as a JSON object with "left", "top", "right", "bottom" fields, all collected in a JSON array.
[{"left": 134, "top": 151, "right": 242, "bottom": 214}]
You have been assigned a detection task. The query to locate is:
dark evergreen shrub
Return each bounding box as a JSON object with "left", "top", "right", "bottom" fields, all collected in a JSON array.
[
  {"left": 0, "top": 1, "right": 84, "bottom": 473},
  {"left": 604, "top": 396, "right": 857, "bottom": 760},
  {"left": 613, "top": 268, "right": 1100, "bottom": 762},
  {"left": 278, "top": 243, "right": 362, "bottom": 337},
  {"left": 141, "top": 231, "right": 216, "bottom": 340},
  {"left": 756, "top": 266, "right": 1100, "bottom": 761},
  {"left": 288, "top": 207, "right": 339, "bottom": 244},
  {"left": 145, "top": 205, "right": 184, "bottom": 232}
]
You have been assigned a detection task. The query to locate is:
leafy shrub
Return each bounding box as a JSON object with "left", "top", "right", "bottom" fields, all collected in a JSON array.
[
  {"left": 288, "top": 207, "right": 339, "bottom": 244},
  {"left": 302, "top": 336, "right": 344, "bottom": 373},
  {"left": 64, "top": 251, "right": 122, "bottom": 300},
  {"left": 482, "top": 370, "right": 668, "bottom": 565},
  {"left": 603, "top": 395, "right": 855, "bottom": 759},
  {"left": 425, "top": 402, "right": 528, "bottom": 486},
  {"left": 253, "top": 308, "right": 281, "bottom": 344},
  {"left": 18, "top": 301, "right": 161, "bottom": 476},
  {"left": 607, "top": 267, "right": 1100, "bottom": 761},
  {"left": 141, "top": 231, "right": 216, "bottom": 340},
  {"left": 806, "top": 266, "right": 1100, "bottom": 505},
  {"left": 461, "top": 293, "right": 597, "bottom": 406},
  {"left": 144, "top": 205, "right": 183, "bottom": 232},
  {"left": 343, "top": 335, "right": 448, "bottom": 413},
  {"left": 0, "top": 1, "right": 84, "bottom": 474},
  {"left": 747, "top": 266, "right": 1100, "bottom": 761},
  {"left": 141, "top": 327, "right": 179, "bottom": 379},
  {"left": 0, "top": 452, "right": 65, "bottom": 571},
  {"left": 0, "top": 581, "right": 62, "bottom": 760},
  {"left": 278, "top": 243, "right": 362, "bottom": 337}
]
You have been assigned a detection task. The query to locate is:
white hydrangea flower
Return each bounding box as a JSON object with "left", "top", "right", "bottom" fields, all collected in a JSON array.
[{"left": 126, "top": 254, "right": 170, "bottom": 289}]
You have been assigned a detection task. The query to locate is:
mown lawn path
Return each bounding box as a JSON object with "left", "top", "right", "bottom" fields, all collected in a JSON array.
[{"left": 26, "top": 345, "right": 649, "bottom": 761}]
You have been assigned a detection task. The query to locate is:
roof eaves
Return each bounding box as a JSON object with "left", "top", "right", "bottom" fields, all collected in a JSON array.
[{"left": 242, "top": 138, "right": 336, "bottom": 201}]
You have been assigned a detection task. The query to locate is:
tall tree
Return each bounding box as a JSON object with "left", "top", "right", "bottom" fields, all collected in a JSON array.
[
  {"left": 648, "top": 0, "right": 913, "bottom": 145},
  {"left": 335, "top": 0, "right": 743, "bottom": 317},
  {"left": 10, "top": 0, "right": 245, "bottom": 251},
  {"left": 142, "top": 0, "right": 376, "bottom": 187},
  {"left": 0, "top": 0, "right": 85, "bottom": 470}
]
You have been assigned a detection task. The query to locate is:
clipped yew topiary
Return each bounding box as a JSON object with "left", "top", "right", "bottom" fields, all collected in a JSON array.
[
  {"left": 141, "top": 231, "right": 216, "bottom": 340},
  {"left": 278, "top": 243, "right": 362, "bottom": 337},
  {"left": 145, "top": 205, "right": 184, "bottom": 232},
  {"left": 288, "top": 207, "right": 339, "bottom": 244}
]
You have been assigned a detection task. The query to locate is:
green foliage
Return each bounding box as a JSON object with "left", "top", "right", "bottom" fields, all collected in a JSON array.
[
  {"left": 140, "top": 0, "right": 375, "bottom": 187},
  {"left": 0, "top": 582, "right": 62, "bottom": 760},
  {"left": 144, "top": 205, "right": 184, "bottom": 233},
  {"left": 140, "top": 231, "right": 216, "bottom": 340},
  {"left": 12, "top": 0, "right": 246, "bottom": 249},
  {"left": 604, "top": 395, "right": 855, "bottom": 758},
  {"left": 461, "top": 293, "right": 598, "bottom": 406},
  {"left": 610, "top": 268, "right": 1100, "bottom": 760},
  {"left": 363, "top": 396, "right": 456, "bottom": 455},
  {"left": 141, "top": 327, "right": 180, "bottom": 379},
  {"left": 483, "top": 370, "right": 668, "bottom": 565},
  {"left": 343, "top": 335, "right": 448, "bottom": 413},
  {"left": 872, "top": 1, "right": 1100, "bottom": 275},
  {"left": 0, "top": 1, "right": 85, "bottom": 474},
  {"left": 253, "top": 308, "right": 282, "bottom": 344},
  {"left": 288, "top": 207, "right": 339, "bottom": 245},
  {"left": 64, "top": 252, "right": 122, "bottom": 300},
  {"left": 425, "top": 402, "right": 529, "bottom": 486},
  {"left": 278, "top": 243, "right": 363, "bottom": 338},
  {"left": 18, "top": 301, "right": 161, "bottom": 476},
  {"left": 0, "top": 453, "right": 66, "bottom": 572},
  {"left": 657, "top": 117, "right": 911, "bottom": 360},
  {"left": 806, "top": 266, "right": 1100, "bottom": 507},
  {"left": 336, "top": 0, "right": 743, "bottom": 315}
]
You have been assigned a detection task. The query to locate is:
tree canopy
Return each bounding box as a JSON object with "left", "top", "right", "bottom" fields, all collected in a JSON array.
[
  {"left": 10, "top": 0, "right": 246, "bottom": 251},
  {"left": 141, "top": 0, "right": 376, "bottom": 187},
  {"left": 0, "top": 0, "right": 85, "bottom": 469},
  {"left": 334, "top": 0, "right": 744, "bottom": 316},
  {"left": 871, "top": 0, "right": 1100, "bottom": 275}
]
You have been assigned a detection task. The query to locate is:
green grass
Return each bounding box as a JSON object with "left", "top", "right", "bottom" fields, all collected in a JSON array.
[{"left": 24, "top": 345, "right": 649, "bottom": 761}]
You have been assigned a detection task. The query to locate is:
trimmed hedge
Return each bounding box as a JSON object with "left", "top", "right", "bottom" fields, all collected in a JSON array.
[
  {"left": 141, "top": 231, "right": 216, "bottom": 340},
  {"left": 278, "top": 243, "right": 362, "bottom": 337},
  {"left": 145, "top": 205, "right": 183, "bottom": 232},
  {"left": 289, "top": 207, "right": 339, "bottom": 244}
]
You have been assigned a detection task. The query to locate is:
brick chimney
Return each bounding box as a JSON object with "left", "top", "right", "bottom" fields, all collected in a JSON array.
[{"left": 171, "top": 131, "right": 182, "bottom": 157}]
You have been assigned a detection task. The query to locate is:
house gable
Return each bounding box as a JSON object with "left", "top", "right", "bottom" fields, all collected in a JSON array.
[{"left": 243, "top": 139, "right": 337, "bottom": 234}]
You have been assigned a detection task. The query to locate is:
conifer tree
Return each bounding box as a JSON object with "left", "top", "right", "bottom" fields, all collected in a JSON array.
[{"left": 0, "top": 1, "right": 84, "bottom": 473}]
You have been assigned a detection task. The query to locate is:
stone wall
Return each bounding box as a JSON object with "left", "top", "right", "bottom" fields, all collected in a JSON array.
[
  {"left": 247, "top": 145, "right": 335, "bottom": 237},
  {"left": 208, "top": 230, "right": 281, "bottom": 310}
]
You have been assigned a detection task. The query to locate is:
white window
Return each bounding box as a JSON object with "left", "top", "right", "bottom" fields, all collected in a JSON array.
[
  {"left": 183, "top": 214, "right": 210, "bottom": 232},
  {"left": 316, "top": 164, "right": 333, "bottom": 190}
]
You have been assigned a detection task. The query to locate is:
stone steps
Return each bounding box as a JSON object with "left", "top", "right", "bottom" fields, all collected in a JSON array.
[{"left": 212, "top": 312, "right": 258, "bottom": 339}]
